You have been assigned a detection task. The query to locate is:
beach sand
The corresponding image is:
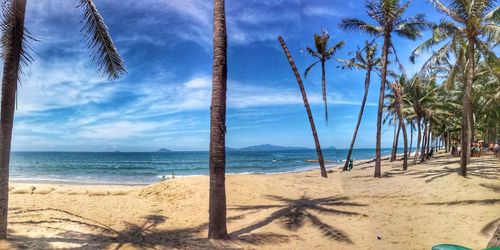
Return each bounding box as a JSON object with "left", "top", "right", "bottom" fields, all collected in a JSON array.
[{"left": 0, "top": 153, "right": 498, "bottom": 249}]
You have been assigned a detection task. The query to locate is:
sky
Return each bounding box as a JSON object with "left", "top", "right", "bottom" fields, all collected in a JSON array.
[{"left": 10, "top": 0, "right": 444, "bottom": 152}]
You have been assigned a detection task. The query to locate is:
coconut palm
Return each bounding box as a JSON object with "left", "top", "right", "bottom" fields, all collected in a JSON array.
[
  {"left": 304, "top": 31, "right": 344, "bottom": 122},
  {"left": 208, "top": 0, "right": 229, "bottom": 239},
  {"left": 339, "top": 42, "right": 381, "bottom": 171},
  {"left": 0, "top": 0, "right": 125, "bottom": 238},
  {"left": 410, "top": 0, "right": 499, "bottom": 176},
  {"left": 390, "top": 78, "right": 409, "bottom": 170},
  {"left": 279, "top": 36, "right": 328, "bottom": 178},
  {"left": 340, "top": 0, "right": 430, "bottom": 177}
]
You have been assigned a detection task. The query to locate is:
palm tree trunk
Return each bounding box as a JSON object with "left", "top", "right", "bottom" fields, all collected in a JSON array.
[
  {"left": 391, "top": 84, "right": 408, "bottom": 170},
  {"left": 208, "top": 0, "right": 228, "bottom": 240},
  {"left": 0, "top": 0, "right": 27, "bottom": 239},
  {"left": 409, "top": 122, "right": 413, "bottom": 157},
  {"left": 391, "top": 121, "right": 401, "bottom": 162},
  {"left": 420, "top": 116, "right": 428, "bottom": 162},
  {"left": 375, "top": 33, "right": 390, "bottom": 178},
  {"left": 278, "top": 36, "right": 327, "bottom": 178},
  {"left": 344, "top": 67, "right": 371, "bottom": 171},
  {"left": 460, "top": 40, "right": 474, "bottom": 176},
  {"left": 398, "top": 117, "right": 408, "bottom": 170},
  {"left": 321, "top": 60, "right": 328, "bottom": 122},
  {"left": 413, "top": 115, "right": 422, "bottom": 163},
  {"left": 426, "top": 119, "right": 432, "bottom": 156}
]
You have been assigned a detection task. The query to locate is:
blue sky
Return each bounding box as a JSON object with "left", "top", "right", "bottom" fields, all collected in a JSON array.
[{"left": 10, "top": 0, "right": 442, "bottom": 152}]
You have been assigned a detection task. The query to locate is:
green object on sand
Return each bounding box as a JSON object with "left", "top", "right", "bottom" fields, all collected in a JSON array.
[
  {"left": 432, "top": 244, "right": 472, "bottom": 250},
  {"left": 348, "top": 160, "right": 353, "bottom": 171}
]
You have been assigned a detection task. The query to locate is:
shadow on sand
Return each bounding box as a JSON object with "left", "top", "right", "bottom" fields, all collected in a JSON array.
[
  {"left": 6, "top": 207, "right": 290, "bottom": 249},
  {"left": 229, "top": 195, "right": 368, "bottom": 244},
  {"left": 380, "top": 157, "right": 500, "bottom": 183}
]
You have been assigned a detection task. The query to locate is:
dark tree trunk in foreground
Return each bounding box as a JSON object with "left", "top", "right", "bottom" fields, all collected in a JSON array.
[
  {"left": 278, "top": 36, "right": 328, "bottom": 178},
  {"left": 344, "top": 67, "right": 372, "bottom": 171},
  {"left": 460, "top": 41, "right": 474, "bottom": 176},
  {"left": 0, "top": 0, "right": 27, "bottom": 239},
  {"left": 375, "top": 34, "right": 390, "bottom": 178},
  {"left": 208, "top": 0, "right": 229, "bottom": 239}
]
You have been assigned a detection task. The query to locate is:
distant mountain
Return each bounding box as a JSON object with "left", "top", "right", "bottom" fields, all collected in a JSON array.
[
  {"left": 327, "top": 146, "right": 337, "bottom": 150},
  {"left": 237, "top": 144, "right": 311, "bottom": 152},
  {"left": 156, "top": 148, "right": 172, "bottom": 152}
]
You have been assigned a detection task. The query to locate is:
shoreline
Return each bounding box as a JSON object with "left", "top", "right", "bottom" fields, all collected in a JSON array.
[{"left": 8, "top": 152, "right": 411, "bottom": 186}]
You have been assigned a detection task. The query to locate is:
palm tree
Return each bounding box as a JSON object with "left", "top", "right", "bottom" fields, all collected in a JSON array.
[
  {"left": 0, "top": 0, "right": 125, "bottom": 238},
  {"left": 339, "top": 42, "right": 380, "bottom": 171},
  {"left": 304, "top": 31, "right": 344, "bottom": 122},
  {"left": 208, "top": 0, "right": 229, "bottom": 239},
  {"left": 410, "top": 0, "right": 498, "bottom": 176},
  {"left": 278, "top": 36, "right": 328, "bottom": 178},
  {"left": 390, "top": 77, "right": 409, "bottom": 170},
  {"left": 340, "top": 0, "right": 429, "bottom": 177}
]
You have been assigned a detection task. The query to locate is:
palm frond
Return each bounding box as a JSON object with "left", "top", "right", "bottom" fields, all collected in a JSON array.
[
  {"left": 78, "top": 0, "right": 126, "bottom": 80},
  {"left": 0, "top": 0, "right": 34, "bottom": 73},
  {"left": 339, "top": 18, "right": 383, "bottom": 36},
  {"left": 428, "top": 0, "right": 466, "bottom": 23},
  {"left": 304, "top": 60, "right": 320, "bottom": 78},
  {"left": 325, "top": 40, "right": 345, "bottom": 58}
]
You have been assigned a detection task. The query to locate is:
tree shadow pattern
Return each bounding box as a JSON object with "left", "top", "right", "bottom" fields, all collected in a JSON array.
[
  {"left": 422, "top": 199, "right": 500, "bottom": 206},
  {"left": 381, "top": 157, "right": 500, "bottom": 183},
  {"left": 229, "top": 195, "right": 368, "bottom": 244},
  {"left": 7, "top": 207, "right": 290, "bottom": 249}
]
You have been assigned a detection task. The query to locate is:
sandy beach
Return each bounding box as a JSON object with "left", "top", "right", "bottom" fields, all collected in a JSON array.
[{"left": 0, "top": 153, "right": 498, "bottom": 249}]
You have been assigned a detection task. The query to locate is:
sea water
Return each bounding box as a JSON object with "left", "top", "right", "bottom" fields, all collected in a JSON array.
[{"left": 10, "top": 148, "right": 400, "bottom": 184}]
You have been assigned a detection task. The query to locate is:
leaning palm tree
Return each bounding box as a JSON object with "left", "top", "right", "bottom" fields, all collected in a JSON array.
[
  {"left": 410, "top": 0, "right": 498, "bottom": 176},
  {"left": 340, "top": 0, "right": 429, "bottom": 177},
  {"left": 304, "top": 31, "right": 344, "bottom": 122},
  {"left": 208, "top": 0, "right": 229, "bottom": 239},
  {"left": 0, "top": 0, "right": 126, "bottom": 238},
  {"left": 279, "top": 36, "right": 328, "bottom": 178},
  {"left": 339, "top": 42, "right": 381, "bottom": 171}
]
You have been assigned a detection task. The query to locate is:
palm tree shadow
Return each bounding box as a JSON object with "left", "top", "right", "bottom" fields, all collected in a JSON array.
[
  {"left": 381, "top": 157, "right": 499, "bottom": 183},
  {"left": 7, "top": 207, "right": 290, "bottom": 249},
  {"left": 229, "top": 195, "right": 368, "bottom": 244}
]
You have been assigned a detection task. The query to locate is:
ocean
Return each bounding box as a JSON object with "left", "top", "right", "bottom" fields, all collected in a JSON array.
[{"left": 10, "top": 148, "right": 401, "bottom": 184}]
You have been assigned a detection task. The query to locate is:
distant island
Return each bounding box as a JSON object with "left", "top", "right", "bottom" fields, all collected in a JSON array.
[
  {"left": 156, "top": 148, "right": 172, "bottom": 152},
  {"left": 227, "top": 144, "right": 312, "bottom": 152}
]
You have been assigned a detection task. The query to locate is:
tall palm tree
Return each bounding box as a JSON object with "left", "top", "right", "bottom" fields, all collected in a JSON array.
[
  {"left": 340, "top": 0, "right": 429, "bottom": 177},
  {"left": 390, "top": 78, "right": 408, "bottom": 170},
  {"left": 339, "top": 42, "right": 380, "bottom": 171},
  {"left": 279, "top": 36, "right": 328, "bottom": 178},
  {"left": 208, "top": 0, "right": 229, "bottom": 239},
  {"left": 411, "top": 0, "right": 498, "bottom": 176},
  {"left": 304, "top": 31, "right": 344, "bottom": 122},
  {"left": 0, "top": 0, "right": 126, "bottom": 238}
]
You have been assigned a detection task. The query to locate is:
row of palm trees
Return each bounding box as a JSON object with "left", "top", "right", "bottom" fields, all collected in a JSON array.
[
  {"left": 0, "top": 0, "right": 497, "bottom": 243},
  {"left": 299, "top": 0, "right": 498, "bottom": 181}
]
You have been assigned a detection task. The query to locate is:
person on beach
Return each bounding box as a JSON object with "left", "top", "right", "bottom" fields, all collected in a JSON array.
[
  {"left": 451, "top": 145, "right": 457, "bottom": 156},
  {"left": 494, "top": 143, "right": 500, "bottom": 158}
]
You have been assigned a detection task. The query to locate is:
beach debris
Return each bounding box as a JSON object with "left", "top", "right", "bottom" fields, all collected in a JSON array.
[{"left": 377, "top": 235, "right": 382, "bottom": 240}]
